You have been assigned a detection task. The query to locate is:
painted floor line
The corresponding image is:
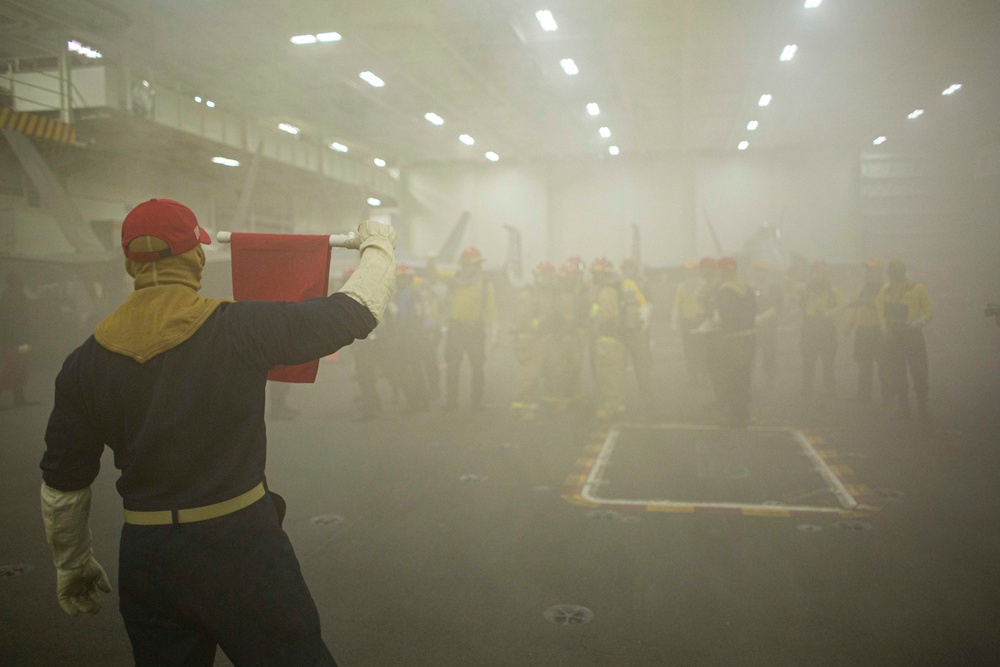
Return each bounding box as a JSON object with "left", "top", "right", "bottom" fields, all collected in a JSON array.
[{"left": 567, "top": 422, "right": 877, "bottom": 517}]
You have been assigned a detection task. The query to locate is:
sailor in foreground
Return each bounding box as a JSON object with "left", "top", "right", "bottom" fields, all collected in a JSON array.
[{"left": 39, "top": 198, "right": 396, "bottom": 666}]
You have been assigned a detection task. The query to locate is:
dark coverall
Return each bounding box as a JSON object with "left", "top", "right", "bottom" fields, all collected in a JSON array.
[
  {"left": 697, "top": 281, "right": 725, "bottom": 404},
  {"left": 392, "top": 282, "right": 430, "bottom": 410},
  {"left": 41, "top": 293, "right": 374, "bottom": 666},
  {"left": 876, "top": 281, "right": 932, "bottom": 414}
]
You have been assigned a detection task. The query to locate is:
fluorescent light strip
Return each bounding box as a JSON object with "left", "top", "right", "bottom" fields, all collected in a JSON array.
[
  {"left": 907, "top": 109, "right": 924, "bottom": 120},
  {"left": 485, "top": 151, "right": 499, "bottom": 162},
  {"left": 599, "top": 127, "right": 611, "bottom": 138},
  {"left": 278, "top": 123, "right": 300, "bottom": 135},
  {"left": 367, "top": 198, "right": 381, "bottom": 206},
  {"left": 359, "top": 71, "right": 385, "bottom": 88},
  {"left": 942, "top": 83, "right": 962, "bottom": 95},
  {"left": 587, "top": 102, "right": 600, "bottom": 116},
  {"left": 374, "top": 158, "right": 386, "bottom": 167},
  {"left": 738, "top": 140, "right": 749, "bottom": 151},
  {"left": 316, "top": 32, "right": 341, "bottom": 42},
  {"left": 67, "top": 40, "right": 102, "bottom": 58},
  {"left": 873, "top": 136, "right": 887, "bottom": 146},
  {"left": 330, "top": 142, "right": 348, "bottom": 152},
  {"left": 425, "top": 112, "right": 444, "bottom": 126},
  {"left": 536, "top": 10, "right": 558, "bottom": 31},
  {"left": 290, "top": 34, "right": 317, "bottom": 45},
  {"left": 560, "top": 58, "right": 579, "bottom": 76},
  {"left": 747, "top": 120, "right": 759, "bottom": 131},
  {"left": 758, "top": 94, "right": 772, "bottom": 107},
  {"left": 608, "top": 145, "right": 620, "bottom": 156},
  {"left": 459, "top": 134, "right": 475, "bottom": 146},
  {"left": 780, "top": 44, "right": 798, "bottom": 62},
  {"left": 211, "top": 157, "right": 240, "bottom": 167},
  {"left": 804, "top": 0, "right": 822, "bottom": 8}
]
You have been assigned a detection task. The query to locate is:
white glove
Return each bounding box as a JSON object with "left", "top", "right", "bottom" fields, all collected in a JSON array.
[
  {"left": 41, "top": 483, "right": 112, "bottom": 616},
  {"left": 338, "top": 221, "right": 397, "bottom": 323}
]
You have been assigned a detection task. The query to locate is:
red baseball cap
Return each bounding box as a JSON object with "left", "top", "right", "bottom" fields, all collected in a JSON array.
[{"left": 121, "top": 198, "right": 211, "bottom": 262}]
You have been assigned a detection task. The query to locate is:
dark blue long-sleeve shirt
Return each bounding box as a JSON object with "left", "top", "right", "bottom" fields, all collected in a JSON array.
[{"left": 41, "top": 293, "right": 375, "bottom": 511}]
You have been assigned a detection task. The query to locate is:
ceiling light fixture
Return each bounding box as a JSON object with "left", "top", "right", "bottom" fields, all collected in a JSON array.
[
  {"left": 367, "top": 198, "right": 381, "bottom": 206},
  {"left": 425, "top": 112, "right": 445, "bottom": 126},
  {"left": 738, "top": 140, "right": 749, "bottom": 151},
  {"left": 536, "top": 10, "right": 558, "bottom": 31},
  {"left": 485, "top": 151, "right": 499, "bottom": 162},
  {"left": 194, "top": 96, "right": 202, "bottom": 103},
  {"left": 907, "top": 109, "right": 924, "bottom": 119},
  {"left": 758, "top": 94, "right": 772, "bottom": 107},
  {"left": 290, "top": 34, "right": 317, "bottom": 45},
  {"left": 608, "top": 145, "right": 620, "bottom": 156},
  {"left": 780, "top": 45, "right": 798, "bottom": 62},
  {"left": 942, "top": 83, "right": 962, "bottom": 96},
  {"left": 560, "top": 58, "right": 579, "bottom": 76},
  {"left": 67, "top": 40, "right": 102, "bottom": 59},
  {"left": 205, "top": 100, "right": 215, "bottom": 108},
  {"left": 330, "top": 142, "right": 348, "bottom": 152},
  {"left": 211, "top": 157, "right": 240, "bottom": 167},
  {"left": 316, "top": 32, "right": 342, "bottom": 42},
  {"left": 747, "top": 120, "right": 759, "bottom": 131},
  {"left": 359, "top": 71, "right": 385, "bottom": 88},
  {"left": 587, "top": 102, "right": 600, "bottom": 116},
  {"left": 278, "top": 123, "right": 300, "bottom": 135},
  {"left": 873, "top": 136, "right": 887, "bottom": 145},
  {"left": 459, "top": 134, "right": 475, "bottom": 145},
  {"left": 373, "top": 158, "right": 386, "bottom": 167},
  {"left": 599, "top": 127, "right": 611, "bottom": 138},
  {"left": 804, "top": 0, "right": 822, "bottom": 8}
]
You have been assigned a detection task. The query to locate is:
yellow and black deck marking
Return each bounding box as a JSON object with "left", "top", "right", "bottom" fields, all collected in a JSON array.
[
  {"left": 561, "top": 423, "right": 879, "bottom": 519},
  {"left": 0, "top": 108, "right": 76, "bottom": 145}
]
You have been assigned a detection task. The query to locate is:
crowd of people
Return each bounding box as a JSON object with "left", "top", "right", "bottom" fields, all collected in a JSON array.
[
  {"left": 3, "top": 245, "right": 936, "bottom": 428},
  {"left": 301, "top": 246, "right": 934, "bottom": 429}
]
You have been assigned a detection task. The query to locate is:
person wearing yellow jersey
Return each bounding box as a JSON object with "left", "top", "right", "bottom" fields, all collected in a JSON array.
[
  {"left": 510, "top": 261, "right": 555, "bottom": 419},
  {"left": 876, "top": 260, "right": 932, "bottom": 421},
  {"left": 845, "top": 259, "right": 888, "bottom": 404},
  {"left": 443, "top": 246, "right": 498, "bottom": 410},
  {"left": 671, "top": 260, "right": 706, "bottom": 385},
  {"left": 589, "top": 257, "right": 627, "bottom": 420},
  {"left": 800, "top": 260, "right": 843, "bottom": 397},
  {"left": 545, "top": 259, "right": 589, "bottom": 410},
  {"left": 620, "top": 257, "right": 652, "bottom": 396}
]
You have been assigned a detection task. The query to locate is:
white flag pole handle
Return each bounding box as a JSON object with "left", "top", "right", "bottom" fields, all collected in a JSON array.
[{"left": 216, "top": 231, "right": 358, "bottom": 248}]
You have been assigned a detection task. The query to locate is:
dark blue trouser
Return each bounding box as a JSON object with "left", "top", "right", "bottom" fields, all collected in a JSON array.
[{"left": 118, "top": 494, "right": 337, "bottom": 666}]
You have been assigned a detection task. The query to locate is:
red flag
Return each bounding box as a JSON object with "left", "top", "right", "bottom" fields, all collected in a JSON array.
[{"left": 230, "top": 233, "right": 332, "bottom": 383}]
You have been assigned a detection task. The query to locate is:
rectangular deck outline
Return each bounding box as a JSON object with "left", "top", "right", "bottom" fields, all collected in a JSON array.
[{"left": 578, "top": 423, "right": 860, "bottom": 514}]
